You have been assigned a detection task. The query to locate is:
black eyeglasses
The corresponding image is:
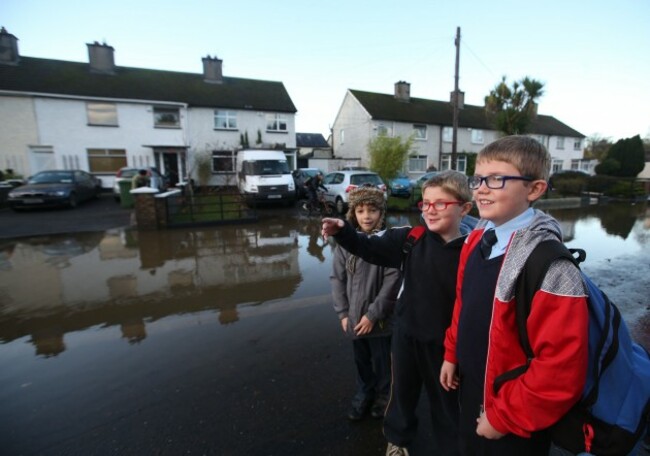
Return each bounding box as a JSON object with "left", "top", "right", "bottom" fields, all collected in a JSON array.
[
  {"left": 417, "top": 201, "right": 464, "bottom": 211},
  {"left": 468, "top": 175, "right": 534, "bottom": 190}
]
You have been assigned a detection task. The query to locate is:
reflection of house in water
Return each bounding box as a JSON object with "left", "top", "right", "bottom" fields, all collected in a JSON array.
[{"left": 0, "top": 223, "right": 302, "bottom": 355}]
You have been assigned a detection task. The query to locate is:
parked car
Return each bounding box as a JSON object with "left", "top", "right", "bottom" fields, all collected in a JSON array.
[
  {"left": 410, "top": 171, "right": 440, "bottom": 189},
  {"left": 387, "top": 173, "right": 412, "bottom": 198},
  {"left": 322, "top": 170, "right": 387, "bottom": 215},
  {"left": 113, "top": 167, "right": 168, "bottom": 202},
  {"left": 292, "top": 168, "right": 323, "bottom": 199},
  {"left": 7, "top": 170, "right": 101, "bottom": 210}
]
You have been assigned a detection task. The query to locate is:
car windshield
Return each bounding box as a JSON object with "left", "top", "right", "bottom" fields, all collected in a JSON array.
[
  {"left": 350, "top": 174, "right": 382, "bottom": 186},
  {"left": 29, "top": 171, "right": 74, "bottom": 184},
  {"left": 243, "top": 160, "right": 290, "bottom": 176}
]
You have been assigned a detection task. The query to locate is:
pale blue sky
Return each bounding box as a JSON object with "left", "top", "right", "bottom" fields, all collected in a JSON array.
[{"left": 3, "top": 0, "right": 649, "bottom": 142}]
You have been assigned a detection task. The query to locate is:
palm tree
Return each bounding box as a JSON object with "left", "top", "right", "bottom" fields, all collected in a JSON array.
[{"left": 485, "top": 76, "right": 545, "bottom": 135}]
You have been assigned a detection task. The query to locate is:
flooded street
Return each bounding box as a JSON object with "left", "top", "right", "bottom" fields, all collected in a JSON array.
[{"left": 1, "top": 201, "right": 649, "bottom": 455}]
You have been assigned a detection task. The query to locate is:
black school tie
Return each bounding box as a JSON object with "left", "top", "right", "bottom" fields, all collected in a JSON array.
[{"left": 480, "top": 228, "right": 497, "bottom": 260}]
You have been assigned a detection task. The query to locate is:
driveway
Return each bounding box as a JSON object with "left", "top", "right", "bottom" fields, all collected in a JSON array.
[{"left": 0, "top": 193, "right": 132, "bottom": 239}]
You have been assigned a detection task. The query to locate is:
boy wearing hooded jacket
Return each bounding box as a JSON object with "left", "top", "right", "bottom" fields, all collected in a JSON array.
[
  {"left": 331, "top": 186, "right": 400, "bottom": 421},
  {"left": 439, "top": 136, "right": 589, "bottom": 456}
]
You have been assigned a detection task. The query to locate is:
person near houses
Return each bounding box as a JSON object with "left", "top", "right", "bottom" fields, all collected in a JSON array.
[
  {"left": 322, "top": 171, "right": 473, "bottom": 456},
  {"left": 304, "top": 172, "right": 327, "bottom": 210},
  {"left": 330, "top": 186, "right": 400, "bottom": 422},
  {"left": 131, "top": 169, "right": 150, "bottom": 189},
  {"left": 439, "top": 135, "right": 589, "bottom": 456}
]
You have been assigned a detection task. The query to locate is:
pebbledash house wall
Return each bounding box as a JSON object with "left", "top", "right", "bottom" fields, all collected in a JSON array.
[
  {"left": 330, "top": 92, "right": 372, "bottom": 165},
  {"left": 0, "top": 95, "right": 39, "bottom": 175},
  {"left": 186, "top": 107, "right": 297, "bottom": 187},
  {"left": 33, "top": 97, "right": 187, "bottom": 189}
]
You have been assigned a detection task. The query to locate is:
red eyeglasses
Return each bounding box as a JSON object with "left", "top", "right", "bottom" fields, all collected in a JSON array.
[{"left": 417, "top": 201, "right": 464, "bottom": 211}]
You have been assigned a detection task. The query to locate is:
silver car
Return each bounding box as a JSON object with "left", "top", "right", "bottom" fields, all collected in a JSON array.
[{"left": 322, "top": 170, "right": 387, "bottom": 215}]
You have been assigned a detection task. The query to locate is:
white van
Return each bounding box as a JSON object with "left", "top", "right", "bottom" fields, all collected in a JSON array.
[{"left": 236, "top": 150, "right": 295, "bottom": 205}]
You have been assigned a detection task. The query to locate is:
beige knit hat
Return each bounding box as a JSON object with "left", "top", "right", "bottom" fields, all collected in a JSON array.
[{"left": 346, "top": 186, "right": 386, "bottom": 230}]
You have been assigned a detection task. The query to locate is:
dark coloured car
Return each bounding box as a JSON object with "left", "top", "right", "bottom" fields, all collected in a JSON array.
[{"left": 7, "top": 170, "right": 101, "bottom": 211}]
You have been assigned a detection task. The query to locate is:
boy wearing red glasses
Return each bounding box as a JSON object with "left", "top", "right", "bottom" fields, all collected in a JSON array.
[
  {"left": 322, "top": 170, "right": 473, "bottom": 456},
  {"left": 440, "top": 135, "right": 588, "bottom": 456}
]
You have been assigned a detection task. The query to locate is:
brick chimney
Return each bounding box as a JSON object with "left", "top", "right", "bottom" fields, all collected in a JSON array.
[
  {"left": 202, "top": 55, "right": 223, "bottom": 83},
  {"left": 0, "top": 27, "right": 19, "bottom": 65},
  {"left": 394, "top": 81, "right": 410, "bottom": 102},
  {"left": 87, "top": 41, "right": 115, "bottom": 74}
]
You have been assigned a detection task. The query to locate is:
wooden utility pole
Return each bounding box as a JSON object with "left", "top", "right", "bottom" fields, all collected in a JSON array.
[{"left": 451, "top": 27, "right": 461, "bottom": 171}]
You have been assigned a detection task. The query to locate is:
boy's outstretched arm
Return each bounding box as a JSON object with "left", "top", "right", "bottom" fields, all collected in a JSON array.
[
  {"left": 322, "top": 217, "right": 344, "bottom": 241},
  {"left": 440, "top": 360, "right": 459, "bottom": 391}
]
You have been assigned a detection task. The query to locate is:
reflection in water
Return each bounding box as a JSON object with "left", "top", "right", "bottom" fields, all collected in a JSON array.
[
  {"left": 0, "top": 217, "right": 313, "bottom": 356},
  {"left": 0, "top": 204, "right": 648, "bottom": 358}
]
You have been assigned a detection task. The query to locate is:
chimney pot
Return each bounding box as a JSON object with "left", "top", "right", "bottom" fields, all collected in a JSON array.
[
  {"left": 202, "top": 55, "right": 223, "bottom": 84},
  {"left": 394, "top": 81, "right": 410, "bottom": 102},
  {"left": 87, "top": 41, "right": 115, "bottom": 74},
  {"left": 0, "top": 27, "right": 20, "bottom": 65}
]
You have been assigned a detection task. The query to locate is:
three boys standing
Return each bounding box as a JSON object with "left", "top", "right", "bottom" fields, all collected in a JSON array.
[{"left": 324, "top": 135, "right": 590, "bottom": 456}]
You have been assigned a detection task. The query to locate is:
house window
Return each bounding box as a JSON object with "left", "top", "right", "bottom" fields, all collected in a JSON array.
[
  {"left": 212, "top": 150, "right": 235, "bottom": 173},
  {"left": 408, "top": 155, "right": 427, "bottom": 172},
  {"left": 471, "top": 129, "right": 484, "bottom": 144},
  {"left": 442, "top": 127, "right": 453, "bottom": 142},
  {"left": 266, "top": 113, "right": 288, "bottom": 132},
  {"left": 441, "top": 154, "right": 467, "bottom": 173},
  {"left": 376, "top": 123, "right": 391, "bottom": 137},
  {"left": 215, "top": 110, "right": 238, "bottom": 130},
  {"left": 536, "top": 135, "right": 546, "bottom": 146},
  {"left": 556, "top": 137, "right": 565, "bottom": 149},
  {"left": 340, "top": 129, "right": 345, "bottom": 145},
  {"left": 87, "top": 102, "right": 118, "bottom": 126},
  {"left": 87, "top": 148, "right": 127, "bottom": 173},
  {"left": 574, "top": 139, "right": 582, "bottom": 151},
  {"left": 571, "top": 159, "right": 580, "bottom": 170},
  {"left": 413, "top": 124, "right": 427, "bottom": 140},
  {"left": 552, "top": 159, "right": 563, "bottom": 173},
  {"left": 154, "top": 107, "right": 180, "bottom": 128}
]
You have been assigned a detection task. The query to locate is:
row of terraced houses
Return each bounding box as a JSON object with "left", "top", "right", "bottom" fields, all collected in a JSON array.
[{"left": 0, "top": 27, "right": 592, "bottom": 190}]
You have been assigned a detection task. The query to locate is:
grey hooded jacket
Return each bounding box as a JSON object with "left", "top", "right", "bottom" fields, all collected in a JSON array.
[{"left": 331, "top": 235, "right": 401, "bottom": 339}]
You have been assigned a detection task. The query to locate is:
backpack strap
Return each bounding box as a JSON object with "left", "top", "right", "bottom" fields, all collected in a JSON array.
[
  {"left": 493, "top": 240, "right": 582, "bottom": 394},
  {"left": 401, "top": 225, "right": 426, "bottom": 272}
]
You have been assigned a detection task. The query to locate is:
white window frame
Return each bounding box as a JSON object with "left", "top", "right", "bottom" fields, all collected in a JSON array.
[
  {"left": 266, "top": 113, "right": 288, "bottom": 132},
  {"left": 441, "top": 154, "right": 467, "bottom": 173},
  {"left": 376, "top": 122, "right": 392, "bottom": 137},
  {"left": 471, "top": 129, "right": 484, "bottom": 144},
  {"left": 442, "top": 126, "right": 453, "bottom": 142},
  {"left": 87, "top": 102, "right": 118, "bottom": 126},
  {"left": 340, "top": 129, "right": 345, "bottom": 145},
  {"left": 153, "top": 106, "right": 181, "bottom": 128},
  {"left": 574, "top": 139, "right": 582, "bottom": 151},
  {"left": 214, "top": 110, "right": 238, "bottom": 130},
  {"left": 408, "top": 155, "right": 427, "bottom": 172},
  {"left": 552, "top": 159, "right": 563, "bottom": 173},
  {"left": 556, "top": 137, "right": 565, "bottom": 149},
  {"left": 87, "top": 148, "right": 127, "bottom": 173},
  {"left": 413, "top": 124, "right": 427, "bottom": 140},
  {"left": 212, "top": 150, "right": 235, "bottom": 173}
]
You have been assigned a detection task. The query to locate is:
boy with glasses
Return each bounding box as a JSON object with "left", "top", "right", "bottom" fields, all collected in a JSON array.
[
  {"left": 322, "top": 171, "right": 473, "bottom": 456},
  {"left": 440, "top": 135, "right": 589, "bottom": 455}
]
